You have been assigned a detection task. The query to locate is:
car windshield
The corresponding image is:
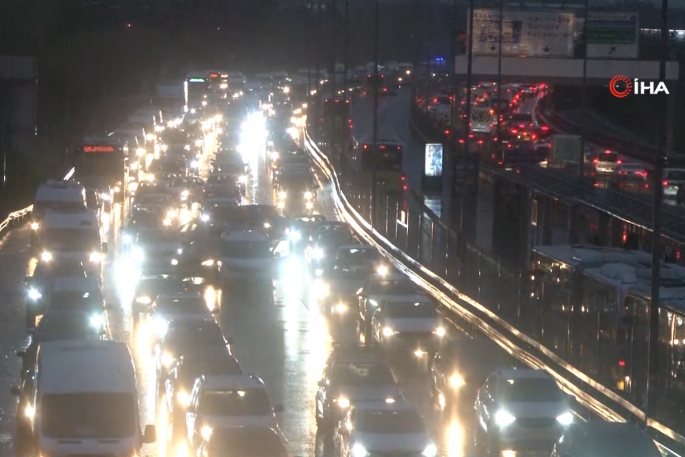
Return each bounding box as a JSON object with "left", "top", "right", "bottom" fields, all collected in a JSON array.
[
  {"left": 37, "top": 313, "right": 99, "bottom": 340},
  {"left": 165, "top": 321, "right": 225, "bottom": 345},
  {"left": 179, "top": 352, "right": 243, "bottom": 384},
  {"left": 137, "top": 231, "right": 179, "bottom": 244},
  {"left": 41, "top": 393, "right": 135, "bottom": 439},
  {"left": 384, "top": 302, "right": 436, "bottom": 318},
  {"left": 136, "top": 195, "right": 172, "bottom": 205},
  {"left": 48, "top": 292, "right": 101, "bottom": 311},
  {"left": 598, "top": 153, "right": 619, "bottom": 162},
  {"left": 356, "top": 409, "right": 426, "bottom": 434},
  {"left": 500, "top": 377, "right": 563, "bottom": 402},
  {"left": 136, "top": 277, "right": 185, "bottom": 295},
  {"left": 366, "top": 280, "right": 417, "bottom": 295},
  {"left": 43, "top": 229, "right": 99, "bottom": 252},
  {"left": 222, "top": 241, "right": 270, "bottom": 259},
  {"left": 154, "top": 297, "right": 207, "bottom": 314},
  {"left": 208, "top": 429, "right": 287, "bottom": 457},
  {"left": 337, "top": 248, "right": 380, "bottom": 266},
  {"left": 199, "top": 389, "right": 271, "bottom": 416},
  {"left": 666, "top": 170, "right": 685, "bottom": 180},
  {"left": 331, "top": 363, "right": 395, "bottom": 386},
  {"left": 241, "top": 205, "right": 279, "bottom": 220}
]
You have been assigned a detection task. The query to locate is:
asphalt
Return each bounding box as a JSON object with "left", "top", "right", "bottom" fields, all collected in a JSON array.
[{"left": 0, "top": 117, "right": 483, "bottom": 457}]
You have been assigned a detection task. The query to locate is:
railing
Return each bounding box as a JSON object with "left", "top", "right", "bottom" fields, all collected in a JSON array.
[
  {"left": 0, "top": 167, "right": 76, "bottom": 240},
  {"left": 304, "top": 131, "right": 685, "bottom": 456},
  {"left": 411, "top": 101, "right": 685, "bottom": 245}
]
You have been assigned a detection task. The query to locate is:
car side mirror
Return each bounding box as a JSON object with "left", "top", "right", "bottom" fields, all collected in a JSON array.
[
  {"left": 274, "top": 404, "right": 284, "bottom": 413},
  {"left": 143, "top": 424, "right": 156, "bottom": 444},
  {"left": 10, "top": 386, "right": 20, "bottom": 396},
  {"left": 101, "top": 242, "right": 109, "bottom": 253}
]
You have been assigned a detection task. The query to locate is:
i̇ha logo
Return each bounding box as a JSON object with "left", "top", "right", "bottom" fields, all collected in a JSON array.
[{"left": 609, "top": 75, "right": 669, "bottom": 97}]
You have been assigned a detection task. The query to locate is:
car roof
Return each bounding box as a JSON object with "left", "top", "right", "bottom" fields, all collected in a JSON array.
[{"left": 201, "top": 374, "right": 266, "bottom": 390}]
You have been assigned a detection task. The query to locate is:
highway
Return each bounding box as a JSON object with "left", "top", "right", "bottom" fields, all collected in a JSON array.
[{"left": 0, "top": 110, "right": 503, "bottom": 457}]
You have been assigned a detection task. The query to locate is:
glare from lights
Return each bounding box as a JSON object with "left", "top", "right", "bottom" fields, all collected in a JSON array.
[
  {"left": 28, "top": 288, "right": 42, "bottom": 300},
  {"left": 377, "top": 265, "right": 388, "bottom": 276},
  {"left": 40, "top": 251, "right": 53, "bottom": 262},
  {"left": 337, "top": 397, "right": 350, "bottom": 408},
  {"left": 30, "top": 222, "right": 39, "bottom": 230}
]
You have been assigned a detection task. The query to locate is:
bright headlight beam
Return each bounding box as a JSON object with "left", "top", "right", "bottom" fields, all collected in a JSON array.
[
  {"left": 556, "top": 411, "right": 573, "bottom": 425},
  {"left": 495, "top": 410, "right": 516, "bottom": 426}
]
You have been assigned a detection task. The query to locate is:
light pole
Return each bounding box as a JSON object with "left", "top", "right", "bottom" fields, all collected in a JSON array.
[
  {"left": 370, "top": 0, "right": 380, "bottom": 229},
  {"left": 495, "top": 0, "right": 503, "bottom": 158},
  {"left": 459, "top": 0, "right": 475, "bottom": 235},
  {"left": 307, "top": 0, "right": 315, "bottom": 114},
  {"left": 341, "top": 0, "right": 350, "bottom": 166},
  {"left": 578, "top": 0, "right": 589, "bottom": 177},
  {"left": 646, "top": 0, "right": 669, "bottom": 426}
]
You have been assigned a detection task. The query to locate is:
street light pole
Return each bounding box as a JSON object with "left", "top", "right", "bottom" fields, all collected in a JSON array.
[
  {"left": 341, "top": 0, "right": 350, "bottom": 168},
  {"left": 370, "top": 0, "right": 380, "bottom": 229},
  {"left": 495, "top": 0, "right": 503, "bottom": 158},
  {"left": 579, "top": 0, "right": 589, "bottom": 177},
  {"left": 646, "top": 0, "right": 669, "bottom": 426},
  {"left": 459, "top": 0, "right": 475, "bottom": 235},
  {"left": 307, "top": 0, "right": 315, "bottom": 112}
]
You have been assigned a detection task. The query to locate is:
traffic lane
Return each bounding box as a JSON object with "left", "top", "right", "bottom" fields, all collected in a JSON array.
[
  {"left": 0, "top": 227, "right": 33, "bottom": 455},
  {"left": 351, "top": 89, "right": 425, "bottom": 192}
]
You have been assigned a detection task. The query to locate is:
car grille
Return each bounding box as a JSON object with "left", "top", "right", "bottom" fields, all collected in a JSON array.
[{"left": 516, "top": 417, "right": 557, "bottom": 428}]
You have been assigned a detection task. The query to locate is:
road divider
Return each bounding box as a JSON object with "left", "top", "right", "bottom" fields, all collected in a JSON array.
[
  {"left": 303, "top": 131, "right": 683, "bottom": 456},
  {"left": 0, "top": 167, "right": 75, "bottom": 240}
]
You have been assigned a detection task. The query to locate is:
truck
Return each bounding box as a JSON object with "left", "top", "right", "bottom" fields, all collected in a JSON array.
[
  {"left": 75, "top": 136, "right": 132, "bottom": 202},
  {"left": 541, "top": 134, "right": 582, "bottom": 169},
  {"left": 470, "top": 107, "right": 494, "bottom": 135}
]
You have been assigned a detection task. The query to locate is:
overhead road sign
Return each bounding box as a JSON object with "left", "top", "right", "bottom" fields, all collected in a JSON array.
[
  {"left": 468, "top": 9, "right": 575, "bottom": 58},
  {"left": 585, "top": 12, "right": 639, "bottom": 59}
]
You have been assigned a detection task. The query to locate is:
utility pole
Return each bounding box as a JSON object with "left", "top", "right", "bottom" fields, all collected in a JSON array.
[
  {"left": 579, "top": 0, "right": 589, "bottom": 177},
  {"left": 330, "top": 0, "right": 338, "bottom": 163},
  {"left": 341, "top": 0, "right": 350, "bottom": 168},
  {"left": 459, "top": 1, "right": 475, "bottom": 234},
  {"left": 307, "top": 0, "right": 315, "bottom": 111},
  {"left": 370, "top": 0, "right": 380, "bottom": 229},
  {"left": 495, "top": 0, "right": 504, "bottom": 158},
  {"left": 646, "top": 0, "right": 669, "bottom": 427}
]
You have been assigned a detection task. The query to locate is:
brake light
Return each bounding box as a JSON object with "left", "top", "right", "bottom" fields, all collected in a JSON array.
[
  {"left": 397, "top": 146, "right": 402, "bottom": 150},
  {"left": 593, "top": 158, "right": 598, "bottom": 164},
  {"left": 635, "top": 171, "right": 647, "bottom": 177},
  {"left": 618, "top": 360, "right": 626, "bottom": 367},
  {"left": 664, "top": 180, "right": 669, "bottom": 186},
  {"left": 379, "top": 145, "right": 386, "bottom": 149},
  {"left": 468, "top": 134, "right": 474, "bottom": 138},
  {"left": 541, "top": 125, "right": 549, "bottom": 131},
  {"left": 401, "top": 173, "right": 406, "bottom": 181},
  {"left": 511, "top": 129, "right": 518, "bottom": 134},
  {"left": 519, "top": 124, "right": 525, "bottom": 128},
  {"left": 605, "top": 150, "right": 612, "bottom": 154},
  {"left": 478, "top": 140, "right": 483, "bottom": 144},
  {"left": 363, "top": 144, "right": 368, "bottom": 149},
  {"left": 444, "top": 129, "right": 450, "bottom": 135},
  {"left": 617, "top": 159, "right": 622, "bottom": 164},
  {"left": 433, "top": 98, "right": 438, "bottom": 103}
]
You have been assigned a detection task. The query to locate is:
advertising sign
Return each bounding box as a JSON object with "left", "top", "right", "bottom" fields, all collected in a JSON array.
[
  {"left": 84, "top": 145, "right": 116, "bottom": 153},
  {"left": 585, "top": 12, "right": 639, "bottom": 59},
  {"left": 468, "top": 9, "right": 575, "bottom": 58},
  {"left": 425, "top": 144, "right": 443, "bottom": 177}
]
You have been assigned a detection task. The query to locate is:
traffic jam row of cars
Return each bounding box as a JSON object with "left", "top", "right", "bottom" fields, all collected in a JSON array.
[{"left": 8, "top": 70, "right": 664, "bottom": 457}]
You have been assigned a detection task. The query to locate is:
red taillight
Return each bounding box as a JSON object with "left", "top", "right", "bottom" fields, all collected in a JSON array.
[
  {"left": 459, "top": 139, "right": 465, "bottom": 144},
  {"left": 519, "top": 124, "right": 525, "bottom": 128},
  {"left": 468, "top": 134, "right": 474, "bottom": 138},
  {"left": 605, "top": 150, "right": 612, "bottom": 154},
  {"left": 541, "top": 125, "right": 549, "bottom": 131},
  {"left": 363, "top": 144, "right": 368, "bottom": 149},
  {"left": 617, "top": 159, "right": 622, "bottom": 164},
  {"left": 379, "top": 145, "right": 386, "bottom": 149},
  {"left": 478, "top": 140, "right": 483, "bottom": 144},
  {"left": 511, "top": 129, "right": 518, "bottom": 134},
  {"left": 619, "top": 360, "right": 626, "bottom": 367},
  {"left": 444, "top": 129, "right": 450, "bottom": 135},
  {"left": 664, "top": 180, "right": 669, "bottom": 186},
  {"left": 433, "top": 98, "right": 438, "bottom": 103},
  {"left": 401, "top": 174, "right": 406, "bottom": 181},
  {"left": 593, "top": 158, "right": 598, "bottom": 164},
  {"left": 402, "top": 185, "right": 408, "bottom": 190},
  {"left": 498, "top": 160, "right": 503, "bottom": 165},
  {"left": 594, "top": 182, "right": 599, "bottom": 187}
]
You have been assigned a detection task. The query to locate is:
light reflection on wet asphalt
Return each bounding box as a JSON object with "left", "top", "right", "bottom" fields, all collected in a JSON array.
[{"left": 0, "top": 114, "right": 491, "bottom": 457}]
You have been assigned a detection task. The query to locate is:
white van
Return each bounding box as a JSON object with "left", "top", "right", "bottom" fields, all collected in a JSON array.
[
  {"left": 31, "top": 180, "right": 87, "bottom": 248},
  {"left": 26, "top": 340, "right": 155, "bottom": 455},
  {"left": 220, "top": 230, "right": 273, "bottom": 281},
  {"left": 39, "top": 209, "right": 106, "bottom": 273}
]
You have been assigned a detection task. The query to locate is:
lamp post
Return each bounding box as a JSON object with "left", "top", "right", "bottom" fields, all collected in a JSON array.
[
  {"left": 646, "top": 0, "right": 669, "bottom": 427},
  {"left": 495, "top": 0, "right": 503, "bottom": 158},
  {"left": 579, "top": 0, "right": 589, "bottom": 177},
  {"left": 307, "top": 0, "right": 315, "bottom": 113},
  {"left": 370, "top": 0, "right": 380, "bottom": 229},
  {"left": 459, "top": 0, "right": 474, "bottom": 235}
]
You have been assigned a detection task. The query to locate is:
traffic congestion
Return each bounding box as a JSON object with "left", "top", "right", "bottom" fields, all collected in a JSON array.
[{"left": 2, "top": 70, "right": 665, "bottom": 457}]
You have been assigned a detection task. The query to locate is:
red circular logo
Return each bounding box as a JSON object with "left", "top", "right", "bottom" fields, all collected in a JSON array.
[{"left": 609, "top": 75, "right": 632, "bottom": 98}]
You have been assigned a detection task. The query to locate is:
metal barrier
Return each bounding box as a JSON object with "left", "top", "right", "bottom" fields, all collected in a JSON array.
[
  {"left": 0, "top": 167, "right": 76, "bottom": 240},
  {"left": 304, "top": 131, "right": 685, "bottom": 456}
]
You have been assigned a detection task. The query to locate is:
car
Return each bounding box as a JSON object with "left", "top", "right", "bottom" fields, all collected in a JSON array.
[
  {"left": 662, "top": 167, "right": 685, "bottom": 198},
  {"left": 592, "top": 149, "right": 621, "bottom": 174},
  {"left": 309, "top": 222, "right": 356, "bottom": 276},
  {"left": 315, "top": 345, "right": 402, "bottom": 428},
  {"left": 332, "top": 400, "right": 436, "bottom": 457},
  {"left": 238, "top": 205, "right": 288, "bottom": 240},
  {"left": 318, "top": 245, "right": 384, "bottom": 317},
  {"left": 155, "top": 317, "right": 231, "bottom": 394},
  {"left": 356, "top": 277, "right": 427, "bottom": 339},
  {"left": 550, "top": 421, "right": 661, "bottom": 457},
  {"left": 149, "top": 292, "right": 219, "bottom": 339},
  {"left": 165, "top": 347, "right": 243, "bottom": 436},
  {"left": 167, "top": 177, "right": 205, "bottom": 205},
  {"left": 287, "top": 215, "right": 326, "bottom": 252},
  {"left": 45, "top": 284, "right": 107, "bottom": 333},
  {"left": 474, "top": 369, "right": 574, "bottom": 455},
  {"left": 185, "top": 374, "right": 284, "bottom": 450},
  {"left": 131, "top": 274, "right": 186, "bottom": 315},
  {"left": 430, "top": 337, "right": 514, "bottom": 411},
  {"left": 220, "top": 230, "right": 275, "bottom": 284},
  {"left": 370, "top": 299, "right": 444, "bottom": 354},
  {"left": 131, "top": 229, "right": 184, "bottom": 270},
  {"left": 610, "top": 163, "right": 650, "bottom": 193},
  {"left": 196, "top": 426, "right": 290, "bottom": 457}
]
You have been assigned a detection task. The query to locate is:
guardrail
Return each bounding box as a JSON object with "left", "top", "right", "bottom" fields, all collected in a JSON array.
[
  {"left": 0, "top": 167, "right": 76, "bottom": 240},
  {"left": 303, "top": 131, "right": 684, "bottom": 456}
]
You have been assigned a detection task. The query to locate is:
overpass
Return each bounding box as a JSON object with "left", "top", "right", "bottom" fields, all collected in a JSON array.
[{"left": 454, "top": 55, "right": 680, "bottom": 85}]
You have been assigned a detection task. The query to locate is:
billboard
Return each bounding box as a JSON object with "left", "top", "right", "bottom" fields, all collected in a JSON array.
[
  {"left": 468, "top": 9, "right": 575, "bottom": 58},
  {"left": 585, "top": 12, "right": 639, "bottom": 59},
  {"left": 425, "top": 144, "right": 443, "bottom": 177}
]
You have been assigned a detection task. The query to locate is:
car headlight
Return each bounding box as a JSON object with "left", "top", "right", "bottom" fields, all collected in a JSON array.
[
  {"left": 201, "top": 426, "right": 213, "bottom": 440},
  {"left": 351, "top": 443, "right": 368, "bottom": 457},
  {"left": 422, "top": 444, "right": 437, "bottom": 457},
  {"left": 122, "top": 234, "right": 132, "bottom": 244},
  {"left": 153, "top": 317, "right": 168, "bottom": 336},
  {"left": 312, "top": 248, "right": 323, "bottom": 260},
  {"left": 167, "top": 209, "right": 177, "bottom": 218},
  {"left": 304, "top": 191, "right": 313, "bottom": 199},
  {"left": 180, "top": 190, "right": 190, "bottom": 198},
  {"left": 28, "top": 288, "right": 42, "bottom": 300},
  {"left": 100, "top": 193, "right": 111, "bottom": 201},
  {"left": 556, "top": 411, "right": 573, "bottom": 425},
  {"left": 201, "top": 259, "right": 215, "bottom": 267},
  {"left": 264, "top": 222, "right": 271, "bottom": 229},
  {"left": 337, "top": 397, "right": 350, "bottom": 408},
  {"left": 89, "top": 314, "right": 104, "bottom": 329},
  {"left": 177, "top": 248, "right": 183, "bottom": 255},
  {"left": 277, "top": 201, "right": 285, "bottom": 209},
  {"left": 190, "top": 160, "right": 199, "bottom": 168},
  {"left": 334, "top": 303, "right": 347, "bottom": 313},
  {"left": 177, "top": 390, "right": 190, "bottom": 406},
  {"left": 495, "top": 410, "right": 516, "bottom": 427},
  {"left": 305, "top": 202, "right": 313, "bottom": 210},
  {"left": 89, "top": 252, "right": 102, "bottom": 263},
  {"left": 238, "top": 175, "right": 247, "bottom": 184},
  {"left": 135, "top": 296, "right": 151, "bottom": 305},
  {"left": 382, "top": 327, "right": 396, "bottom": 337},
  {"left": 195, "top": 140, "right": 203, "bottom": 147},
  {"left": 30, "top": 222, "right": 39, "bottom": 230},
  {"left": 161, "top": 352, "right": 176, "bottom": 368},
  {"left": 132, "top": 247, "right": 144, "bottom": 261},
  {"left": 200, "top": 214, "right": 209, "bottom": 222},
  {"left": 434, "top": 326, "right": 446, "bottom": 337},
  {"left": 40, "top": 251, "right": 52, "bottom": 262},
  {"left": 171, "top": 259, "right": 179, "bottom": 266},
  {"left": 288, "top": 230, "right": 301, "bottom": 241},
  {"left": 278, "top": 191, "right": 287, "bottom": 199},
  {"left": 449, "top": 374, "right": 465, "bottom": 389},
  {"left": 376, "top": 265, "right": 389, "bottom": 276}
]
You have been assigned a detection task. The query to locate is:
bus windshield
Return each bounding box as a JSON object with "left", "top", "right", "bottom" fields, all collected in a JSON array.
[{"left": 43, "top": 229, "right": 100, "bottom": 252}]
